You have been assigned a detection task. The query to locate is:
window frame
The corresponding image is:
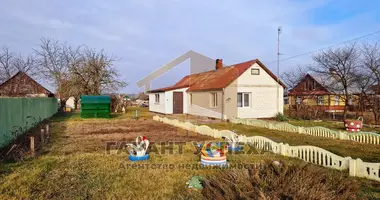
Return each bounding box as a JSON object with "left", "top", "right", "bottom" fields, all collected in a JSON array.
[
  {"left": 317, "top": 96, "right": 324, "bottom": 105},
  {"left": 210, "top": 92, "right": 218, "bottom": 107},
  {"left": 296, "top": 96, "right": 302, "bottom": 104},
  {"left": 189, "top": 93, "right": 192, "bottom": 105},
  {"left": 334, "top": 95, "right": 339, "bottom": 105},
  {"left": 155, "top": 94, "right": 160, "bottom": 104},
  {"left": 348, "top": 96, "right": 353, "bottom": 105},
  {"left": 251, "top": 68, "right": 260, "bottom": 75},
  {"left": 237, "top": 92, "right": 251, "bottom": 108}
]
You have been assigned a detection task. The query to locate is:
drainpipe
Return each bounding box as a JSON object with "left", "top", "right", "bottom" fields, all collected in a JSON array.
[{"left": 222, "top": 88, "right": 225, "bottom": 121}]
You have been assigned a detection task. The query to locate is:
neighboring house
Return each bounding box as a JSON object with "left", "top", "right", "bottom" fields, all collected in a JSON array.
[
  {"left": 148, "top": 59, "right": 285, "bottom": 119},
  {"left": 133, "top": 92, "right": 149, "bottom": 106},
  {"left": 288, "top": 74, "right": 357, "bottom": 113},
  {"left": 0, "top": 71, "right": 54, "bottom": 97}
]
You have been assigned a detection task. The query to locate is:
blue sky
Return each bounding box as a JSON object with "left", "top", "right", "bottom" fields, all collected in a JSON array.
[{"left": 0, "top": 0, "right": 380, "bottom": 93}]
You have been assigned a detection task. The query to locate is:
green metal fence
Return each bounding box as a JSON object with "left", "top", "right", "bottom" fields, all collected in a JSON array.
[{"left": 0, "top": 98, "right": 58, "bottom": 148}]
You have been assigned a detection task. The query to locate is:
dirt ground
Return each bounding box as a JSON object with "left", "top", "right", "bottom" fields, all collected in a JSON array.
[{"left": 49, "top": 113, "right": 213, "bottom": 155}]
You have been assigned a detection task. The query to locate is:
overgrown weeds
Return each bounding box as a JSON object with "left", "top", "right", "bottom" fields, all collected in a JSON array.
[
  {"left": 275, "top": 112, "right": 288, "bottom": 122},
  {"left": 202, "top": 160, "right": 360, "bottom": 200}
]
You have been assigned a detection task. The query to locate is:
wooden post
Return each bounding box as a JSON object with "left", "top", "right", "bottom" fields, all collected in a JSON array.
[
  {"left": 30, "top": 137, "right": 35, "bottom": 157},
  {"left": 41, "top": 129, "right": 45, "bottom": 143},
  {"left": 45, "top": 124, "right": 50, "bottom": 140}
]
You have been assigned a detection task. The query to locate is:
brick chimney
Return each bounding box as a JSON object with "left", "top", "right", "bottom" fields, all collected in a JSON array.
[{"left": 215, "top": 59, "right": 223, "bottom": 70}]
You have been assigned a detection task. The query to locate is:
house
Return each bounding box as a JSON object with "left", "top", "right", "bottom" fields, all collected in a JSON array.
[
  {"left": 288, "top": 74, "right": 357, "bottom": 113},
  {"left": 133, "top": 92, "right": 149, "bottom": 107},
  {"left": 148, "top": 59, "right": 285, "bottom": 119},
  {"left": 0, "top": 71, "right": 54, "bottom": 97}
]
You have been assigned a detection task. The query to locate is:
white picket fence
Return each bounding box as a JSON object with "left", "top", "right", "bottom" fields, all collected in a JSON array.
[
  {"left": 153, "top": 115, "right": 380, "bottom": 182},
  {"left": 231, "top": 118, "right": 380, "bottom": 145}
]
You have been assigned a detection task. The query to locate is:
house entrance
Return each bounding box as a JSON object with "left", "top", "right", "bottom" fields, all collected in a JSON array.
[{"left": 173, "top": 92, "right": 183, "bottom": 114}]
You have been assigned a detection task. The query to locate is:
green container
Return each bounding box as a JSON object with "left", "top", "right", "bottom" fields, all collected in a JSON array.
[
  {"left": 81, "top": 104, "right": 110, "bottom": 110},
  {"left": 80, "top": 95, "right": 111, "bottom": 118}
]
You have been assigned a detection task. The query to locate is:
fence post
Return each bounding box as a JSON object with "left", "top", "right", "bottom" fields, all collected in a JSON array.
[
  {"left": 279, "top": 143, "right": 288, "bottom": 156},
  {"left": 268, "top": 123, "right": 274, "bottom": 130},
  {"left": 297, "top": 126, "right": 304, "bottom": 134},
  {"left": 338, "top": 131, "right": 345, "bottom": 140},
  {"left": 41, "top": 129, "right": 45, "bottom": 143},
  {"left": 45, "top": 124, "right": 50, "bottom": 140},
  {"left": 349, "top": 158, "right": 363, "bottom": 177},
  {"left": 30, "top": 137, "right": 35, "bottom": 157}
]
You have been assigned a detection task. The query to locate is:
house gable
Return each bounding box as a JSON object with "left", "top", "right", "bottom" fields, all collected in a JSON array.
[
  {"left": 288, "top": 74, "right": 330, "bottom": 96},
  {"left": 0, "top": 72, "right": 52, "bottom": 97}
]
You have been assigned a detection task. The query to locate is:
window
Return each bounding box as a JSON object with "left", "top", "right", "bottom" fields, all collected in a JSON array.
[
  {"left": 334, "top": 95, "right": 339, "bottom": 105},
  {"left": 210, "top": 93, "right": 218, "bottom": 107},
  {"left": 155, "top": 94, "right": 160, "bottom": 103},
  {"left": 189, "top": 93, "right": 192, "bottom": 105},
  {"left": 305, "top": 81, "right": 315, "bottom": 91},
  {"left": 237, "top": 93, "right": 250, "bottom": 107},
  {"left": 251, "top": 68, "right": 260, "bottom": 75},
  {"left": 296, "top": 96, "right": 302, "bottom": 104},
  {"left": 317, "top": 96, "right": 324, "bottom": 105},
  {"left": 348, "top": 96, "right": 353, "bottom": 105}
]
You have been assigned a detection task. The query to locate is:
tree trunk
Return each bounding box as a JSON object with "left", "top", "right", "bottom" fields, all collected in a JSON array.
[{"left": 74, "top": 98, "right": 78, "bottom": 110}]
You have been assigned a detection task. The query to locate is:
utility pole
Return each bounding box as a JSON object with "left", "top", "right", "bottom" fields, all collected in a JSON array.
[{"left": 277, "top": 26, "right": 282, "bottom": 114}]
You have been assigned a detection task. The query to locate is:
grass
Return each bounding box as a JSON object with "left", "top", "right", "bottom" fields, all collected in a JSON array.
[
  {"left": 0, "top": 108, "right": 379, "bottom": 199},
  {"left": 206, "top": 122, "right": 380, "bottom": 162},
  {"left": 202, "top": 160, "right": 361, "bottom": 199},
  {"left": 286, "top": 119, "right": 380, "bottom": 133}
]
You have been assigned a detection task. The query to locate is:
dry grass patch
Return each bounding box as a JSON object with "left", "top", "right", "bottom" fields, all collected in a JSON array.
[
  {"left": 206, "top": 122, "right": 380, "bottom": 162},
  {"left": 202, "top": 160, "right": 363, "bottom": 200},
  {"left": 47, "top": 117, "right": 212, "bottom": 155}
]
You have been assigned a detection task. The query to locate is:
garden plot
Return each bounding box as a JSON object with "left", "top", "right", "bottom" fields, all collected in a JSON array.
[{"left": 49, "top": 115, "right": 213, "bottom": 155}]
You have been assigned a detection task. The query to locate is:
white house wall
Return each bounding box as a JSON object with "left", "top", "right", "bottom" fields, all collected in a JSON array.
[
  {"left": 149, "top": 92, "right": 166, "bottom": 113},
  {"left": 232, "top": 63, "right": 284, "bottom": 118},
  {"left": 164, "top": 88, "right": 188, "bottom": 114}
]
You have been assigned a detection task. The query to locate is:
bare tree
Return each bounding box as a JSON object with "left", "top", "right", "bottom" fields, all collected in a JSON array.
[
  {"left": 12, "top": 54, "right": 38, "bottom": 77},
  {"left": 0, "top": 47, "right": 37, "bottom": 84},
  {"left": 310, "top": 43, "right": 360, "bottom": 119},
  {"left": 0, "top": 47, "right": 16, "bottom": 83},
  {"left": 34, "top": 37, "right": 69, "bottom": 91},
  {"left": 281, "top": 65, "right": 308, "bottom": 90},
  {"left": 69, "top": 47, "right": 126, "bottom": 95},
  {"left": 359, "top": 42, "right": 380, "bottom": 123}
]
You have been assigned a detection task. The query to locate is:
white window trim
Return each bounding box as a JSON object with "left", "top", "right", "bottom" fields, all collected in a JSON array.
[
  {"left": 348, "top": 96, "right": 353, "bottom": 105},
  {"left": 189, "top": 93, "right": 192, "bottom": 106},
  {"left": 155, "top": 94, "right": 160, "bottom": 104},
  {"left": 334, "top": 95, "right": 339, "bottom": 106},
  {"left": 210, "top": 93, "right": 218, "bottom": 107},
  {"left": 296, "top": 96, "right": 302, "bottom": 104},
  {"left": 317, "top": 96, "right": 324, "bottom": 105},
  {"left": 238, "top": 92, "right": 251, "bottom": 108},
  {"left": 251, "top": 68, "right": 260, "bottom": 75}
]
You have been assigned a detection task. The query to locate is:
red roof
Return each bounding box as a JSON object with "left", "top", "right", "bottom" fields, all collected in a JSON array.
[{"left": 148, "top": 59, "right": 285, "bottom": 93}]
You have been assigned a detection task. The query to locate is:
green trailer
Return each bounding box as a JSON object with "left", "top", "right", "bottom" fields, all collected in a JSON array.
[{"left": 80, "top": 95, "right": 111, "bottom": 118}]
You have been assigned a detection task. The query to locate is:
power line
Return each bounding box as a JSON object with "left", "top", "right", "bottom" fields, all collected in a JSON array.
[{"left": 267, "top": 29, "right": 380, "bottom": 64}]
